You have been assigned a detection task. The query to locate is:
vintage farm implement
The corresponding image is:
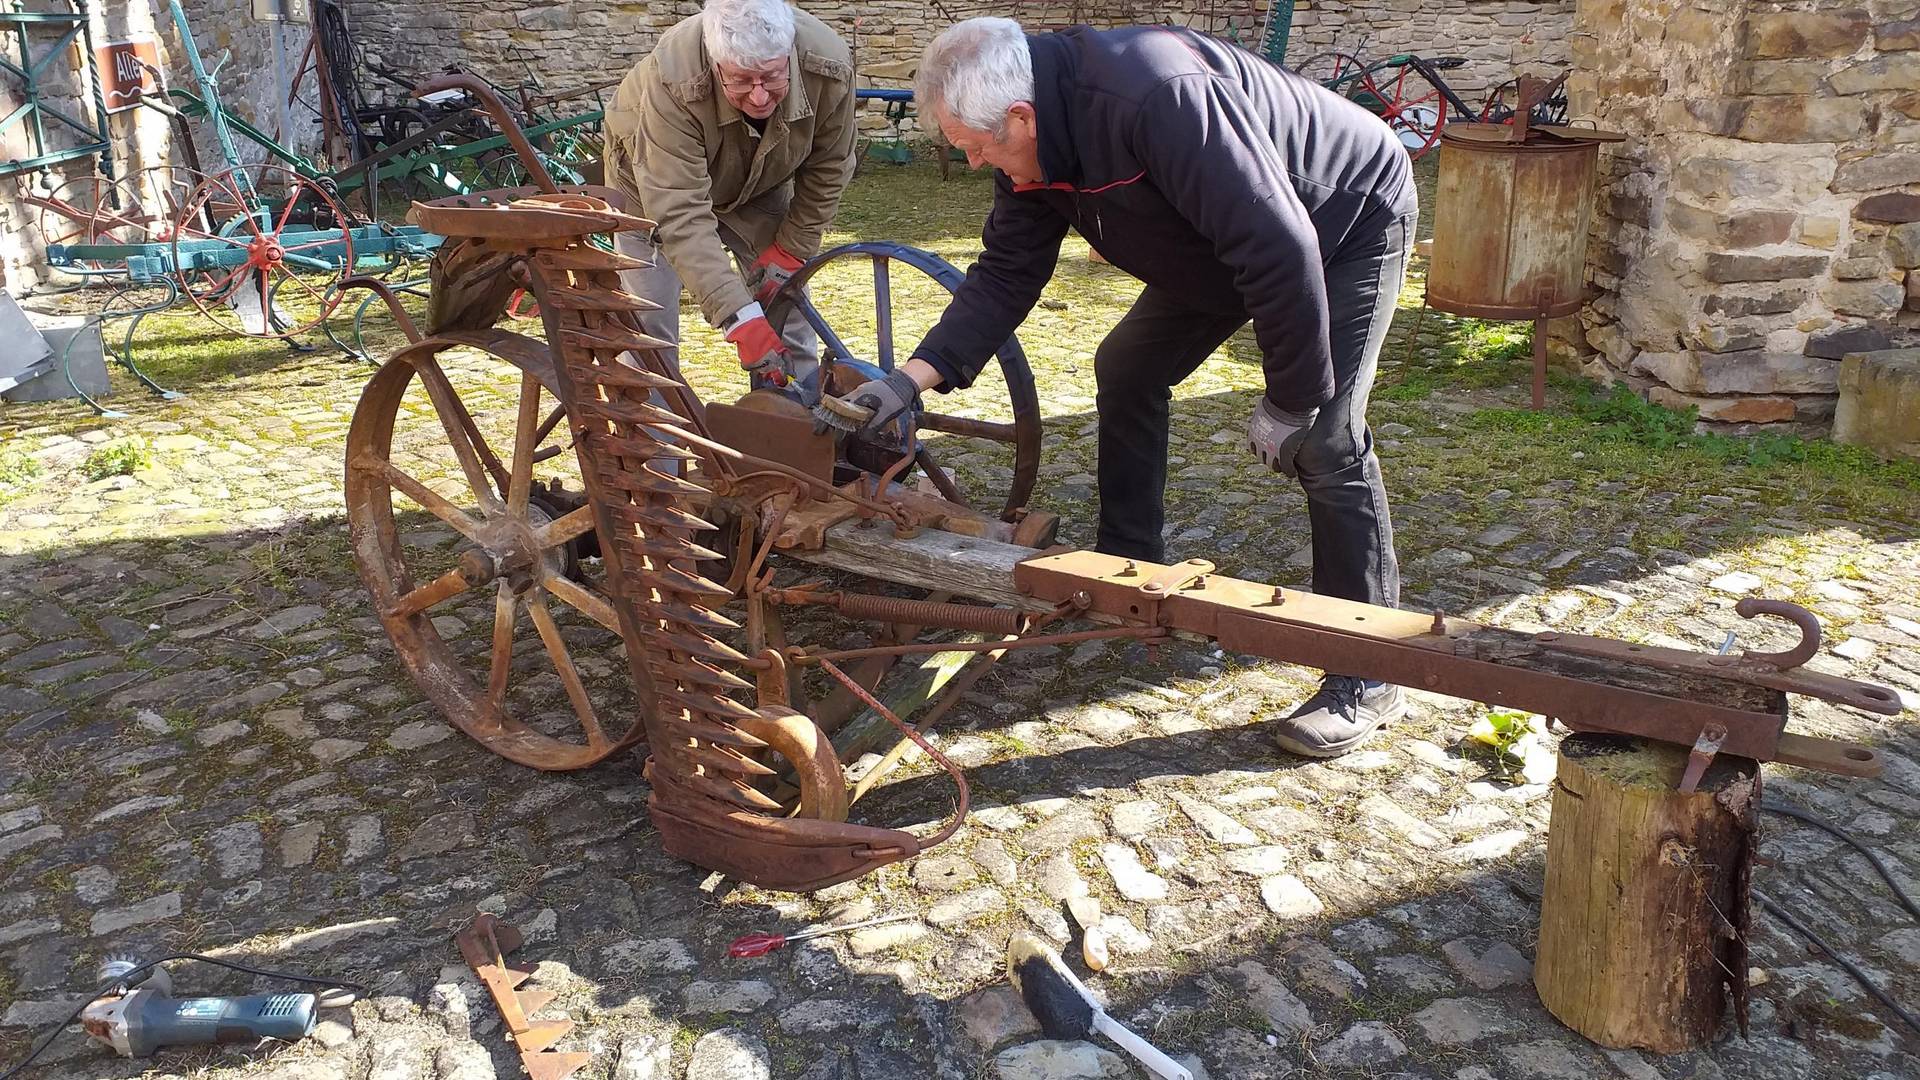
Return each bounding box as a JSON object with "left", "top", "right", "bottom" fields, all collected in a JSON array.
[
  {"left": 26, "top": 3, "right": 605, "bottom": 411},
  {"left": 345, "top": 107, "right": 1900, "bottom": 895}
]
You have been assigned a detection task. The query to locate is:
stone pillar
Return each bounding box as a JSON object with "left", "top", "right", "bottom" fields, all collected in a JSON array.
[
  {"left": 1833, "top": 348, "right": 1920, "bottom": 457},
  {"left": 1572, "top": 0, "right": 1920, "bottom": 427}
]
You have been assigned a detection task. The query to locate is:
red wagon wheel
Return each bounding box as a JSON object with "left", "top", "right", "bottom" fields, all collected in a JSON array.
[
  {"left": 33, "top": 174, "right": 153, "bottom": 270},
  {"left": 118, "top": 166, "right": 206, "bottom": 243},
  {"left": 1355, "top": 64, "right": 1449, "bottom": 158},
  {"left": 171, "top": 164, "right": 354, "bottom": 338}
]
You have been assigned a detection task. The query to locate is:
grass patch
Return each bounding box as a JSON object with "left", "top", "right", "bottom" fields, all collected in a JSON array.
[
  {"left": 81, "top": 438, "right": 150, "bottom": 481},
  {"left": 1459, "top": 381, "right": 1920, "bottom": 504},
  {"left": 0, "top": 446, "right": 41, "bottom": 486},
  {"left": 1382, "top": 318, "right": 1533, "bottom": 402}
]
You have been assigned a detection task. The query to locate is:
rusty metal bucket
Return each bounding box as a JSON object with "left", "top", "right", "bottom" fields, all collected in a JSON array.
[{"left": 1428, "top": 122, "right": 1618, "bottom": 320}]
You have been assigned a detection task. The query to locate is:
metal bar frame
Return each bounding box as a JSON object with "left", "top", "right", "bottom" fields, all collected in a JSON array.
[{"left": 0, "top": 3, "right": 111, "bottom": 177}]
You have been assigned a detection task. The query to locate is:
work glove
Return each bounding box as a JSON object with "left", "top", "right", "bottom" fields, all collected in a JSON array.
[
  {"left": 724, "top": 307, "right": 791, "bottom": 387},
  {"left": 751, "top": 243, "right": 806, "bottom": 305},
  {"left": 1248, "top": 397, "right": 1320, "bottom": 478},
  {"left": 812, "top": 367, "right": 920, "bottom": 437}
]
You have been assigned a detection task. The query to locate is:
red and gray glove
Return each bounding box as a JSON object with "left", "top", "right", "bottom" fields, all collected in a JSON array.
[
  {"left": 1248, "top": 397, "right": 1320, "bottom": 477},
  {"left": 724, "top": 306, "right": 791, "bottom": 386},
  {"left": 751, "top": 243, "right": 806, "bottom": 305}
]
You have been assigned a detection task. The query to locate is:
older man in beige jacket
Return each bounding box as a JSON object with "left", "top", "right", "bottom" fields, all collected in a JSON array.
[{"left": 604, "top": 0, "right": 855, "bottom": 385}]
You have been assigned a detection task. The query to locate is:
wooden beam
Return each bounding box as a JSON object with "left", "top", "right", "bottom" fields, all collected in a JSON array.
[
  {"left": 785, "top": 521, "right": 1052, "bottom": 612},
  {"left": 830, "top": 643, "right": 980, "bottom": 765}
]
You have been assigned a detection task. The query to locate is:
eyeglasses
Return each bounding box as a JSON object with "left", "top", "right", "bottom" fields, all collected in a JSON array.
[{"left": 719, "top": 71, "right": 789, "bottom": 95}]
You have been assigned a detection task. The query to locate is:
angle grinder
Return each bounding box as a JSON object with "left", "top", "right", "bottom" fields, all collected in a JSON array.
[{"left": 77, "top": 956, "right": 327, "bottom": 1057}]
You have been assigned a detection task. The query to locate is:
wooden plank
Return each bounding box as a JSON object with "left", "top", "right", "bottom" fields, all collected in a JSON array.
[
  {"left": 786, "top": 521, "right": 1052, "bottom": 612},
  {"left": 830, "top": 642, "right": 980, "bottom": 765}
]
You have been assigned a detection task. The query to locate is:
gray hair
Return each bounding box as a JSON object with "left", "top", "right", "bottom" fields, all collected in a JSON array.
[
  {"left": 917, "top": 17, "right": 1033, "bottom": 137},
  {"left": 702, "top": 0, "right": 796, "bottom": 69}
]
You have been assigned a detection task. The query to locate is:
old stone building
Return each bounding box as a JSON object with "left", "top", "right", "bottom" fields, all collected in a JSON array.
[
  {"left": 20, "top": 0, "right": 1909, "bottom": 433},
  {"left": 3, "top": 0, "right": 1570, "bottom": 293},
  {"left": 1566, "top": 0, "right": 1920, "bottom": 426}
]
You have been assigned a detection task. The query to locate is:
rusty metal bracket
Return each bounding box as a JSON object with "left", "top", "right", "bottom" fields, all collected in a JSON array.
[
  {"left": 455, "top": 914, "right": 590, "bottom": 1080},
  {"left": 1677, "top": 723, "right": 1729, "bottom": 794}
]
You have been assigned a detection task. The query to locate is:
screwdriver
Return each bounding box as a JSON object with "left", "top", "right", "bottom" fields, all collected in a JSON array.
[{"left": 727, "top": 913, "right": 917, "bottom": 958}]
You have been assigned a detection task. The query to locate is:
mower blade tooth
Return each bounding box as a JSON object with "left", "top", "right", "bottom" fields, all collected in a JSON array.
[
  {"left": 514, "top": 1018, "right": 574, "bottom": 1054},
  {"left": 522, "top": 1051, "right": 593, "bottom": 1080},
  {"left": 514, "top": 988, "right": 558, "bottom": 1015}
]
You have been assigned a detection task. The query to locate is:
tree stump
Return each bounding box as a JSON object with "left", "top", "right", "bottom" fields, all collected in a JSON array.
[{"left": 1535, "top": 733, "right": 1761, "bottom": 1053}]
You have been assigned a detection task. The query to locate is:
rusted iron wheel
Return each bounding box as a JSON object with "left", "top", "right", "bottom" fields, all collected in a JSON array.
[
  {"left": 33, "top": 173, "right": 170, "bottom": 271},
  {"left": 346, "top": 329, "right": 645, "bottom": 770}
]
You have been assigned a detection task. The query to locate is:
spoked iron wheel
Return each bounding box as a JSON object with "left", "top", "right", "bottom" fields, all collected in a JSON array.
[
  {"left": 119, "top": 165, "right": 206, "bottom": 242},
  {"left": 34, "top": 174, "right": 152, "bottom": 271},
  {"left": 1354, "top": 64, "right": 1449, "bottom": 157},
  {"left": 172, "top": 164, "right": 353, "bottom": 338},
  {"left": 347, "top": 330, "right": 640, "bottom": 770},
  {"left": 768, "top": 241, "right": 1043, "bottom": 522},
  {"left": 1480, "top": 78, "right": 1571, "bottom": 127},
  {"left": 1290, "top": 50, "right": 1370, "bottom": 94}
]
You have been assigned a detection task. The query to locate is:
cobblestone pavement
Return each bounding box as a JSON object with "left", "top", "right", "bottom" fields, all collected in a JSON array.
[{"left": 3, "top": 165, "right": 1920, "bottom": 1080}]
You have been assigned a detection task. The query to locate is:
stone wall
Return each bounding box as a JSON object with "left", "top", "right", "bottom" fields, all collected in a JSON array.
[
  {"left": 1288, "top": 0, "right": 1572, "bottom": 101},
  {"left": 346, "top": 1, "right": 1271, "bottom": 132},
  {"left": 344, "top": 0, "right": 1566, "bottom": 134},
  {"left": 1568, "top": 0, "right": 1920, "bottom": 427},
  {"left": 2, "top": 0, "right": 1570, "bottom": 294},
  {"left": 2, "top": 0, "right": 176, "bottom": 293},
  {"left": 159, "top": 0, "right": 323, "bottom": 169}
]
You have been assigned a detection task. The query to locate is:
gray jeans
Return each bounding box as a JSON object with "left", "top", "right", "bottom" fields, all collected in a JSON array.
[
  {"left": 1093, "top": 186, "right": 1418, "bottom": 611},
  {"left": 614, "top": 186, "right": 818, "bottom": 379}
]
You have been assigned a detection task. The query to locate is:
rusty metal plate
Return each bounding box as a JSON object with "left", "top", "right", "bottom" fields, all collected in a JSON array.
[{"left": 706, "top": 394, "right": 836, "bottom": 490}]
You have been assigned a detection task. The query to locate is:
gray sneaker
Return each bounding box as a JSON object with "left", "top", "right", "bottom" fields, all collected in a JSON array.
[{"left": 1272, "top": 675, "right": 1406, "bottom": 759}]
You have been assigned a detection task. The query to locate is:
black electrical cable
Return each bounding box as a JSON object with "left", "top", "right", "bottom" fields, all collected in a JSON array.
[
  {"left": 0, "top": 953, "right": 366, "bottom": 1080},
  {"left": 1754, "top": 798, "right": 1920, "bottom": 1037},
  {"left": 1754, "top": 890, "right": 1920, "bottom": 1036},
  {"left": 1760, "top": 798, "right": 1920, "bottom": 921}
]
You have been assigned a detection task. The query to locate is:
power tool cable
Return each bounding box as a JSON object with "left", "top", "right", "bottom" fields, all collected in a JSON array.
[{"left": 1756, "top": 798, "right": 1920, "bottom": 1037}]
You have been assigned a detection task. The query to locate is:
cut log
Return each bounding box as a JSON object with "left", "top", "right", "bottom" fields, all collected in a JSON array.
[{"left": 1535, "top": 733, "right": 1759, "bottom": 1053}]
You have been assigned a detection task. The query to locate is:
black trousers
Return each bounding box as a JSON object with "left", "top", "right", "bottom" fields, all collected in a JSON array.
[{"left": 1092, "top": 191, "right": 1417, "bottom": 610}]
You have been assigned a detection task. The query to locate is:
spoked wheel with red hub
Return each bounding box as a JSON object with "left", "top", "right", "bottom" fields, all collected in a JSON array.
[
  {"left": 171, "top": 164, "right": 354, "bottom": 337},
  {"left": 1354, "top": 63, "right": 1449, "bottom": 158},
  {"left": 1290, "top": 51, "right": 1371, "bottom": 96}
]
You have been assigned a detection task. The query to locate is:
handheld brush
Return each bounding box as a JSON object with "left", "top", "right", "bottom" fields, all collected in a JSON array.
[{"left": 1005, "top": 931, "right": 1193, "bottom": 1080}]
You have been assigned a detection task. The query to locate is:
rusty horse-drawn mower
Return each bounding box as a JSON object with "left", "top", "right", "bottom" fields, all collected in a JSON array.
[{"left": 344, "top": 107, "right": 1900, "bottom": 894}]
